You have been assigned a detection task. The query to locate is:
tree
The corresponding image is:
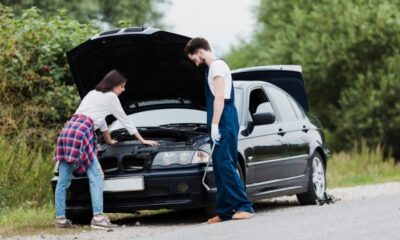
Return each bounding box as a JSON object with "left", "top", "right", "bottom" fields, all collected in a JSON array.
[
  {"left": 0, "top": 5, "right": 98, "bottom": 148},
  {"left": 226, "top": 0, "right": 400, "bottom": 158},
  {"left": 0, "top": 0, "right": 167, "bottom": 27}
]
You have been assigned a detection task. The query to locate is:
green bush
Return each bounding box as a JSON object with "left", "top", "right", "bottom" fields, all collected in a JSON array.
[
  {"left": 226, "top": 0, "right": 400, "bottom": 159},
  {"left": 0, "top": 5, "right": 98, "bottom": 148},
  {"left": 0, "top": 135, "right": 54, "bottom": 209}
]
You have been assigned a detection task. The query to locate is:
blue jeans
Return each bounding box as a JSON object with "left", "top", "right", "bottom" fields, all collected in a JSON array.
[{"left": 55, "top": 157, "right": 104, "bottom": 218}]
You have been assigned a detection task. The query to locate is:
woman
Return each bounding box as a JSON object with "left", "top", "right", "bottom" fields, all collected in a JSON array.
[{"left": 54, "top": 69, "right": 159, "bottom": 229}]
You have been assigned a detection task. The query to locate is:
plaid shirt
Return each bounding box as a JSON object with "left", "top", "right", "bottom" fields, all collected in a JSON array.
[{"left": 54, "top": 114, "right": 97, "bottom": 174}]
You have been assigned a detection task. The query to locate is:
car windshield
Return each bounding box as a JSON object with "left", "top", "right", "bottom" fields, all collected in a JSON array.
[
  {"left": 109, "top": 108, "right": 206, "bottom": 130},
  {"left": 109, "top": 88, "right": 243, "bottom": 130}
]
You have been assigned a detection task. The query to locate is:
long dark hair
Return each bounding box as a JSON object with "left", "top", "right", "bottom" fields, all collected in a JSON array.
[{"left": 95, "top": 69, "right": 127, "bottom": 93}]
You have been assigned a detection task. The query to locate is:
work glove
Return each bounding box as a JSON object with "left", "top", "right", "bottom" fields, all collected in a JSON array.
[{"left": 211, "top": 124, "right": 221, "bottom": 142}]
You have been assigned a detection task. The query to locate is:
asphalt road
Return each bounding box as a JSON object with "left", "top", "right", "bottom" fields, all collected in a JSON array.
[{"left": 10, "top": 182, "right": 400, "bottom": 240}]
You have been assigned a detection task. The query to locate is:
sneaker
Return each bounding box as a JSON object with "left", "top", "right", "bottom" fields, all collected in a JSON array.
[
  {"left": 55, "top": 218, "right": 74, "bottom": 228},
  {"left": 232, "top": 211, "right": 254, "bottom": 220},
  {"left": 90, "top": 215, "right": 118, "bottom": 230}
]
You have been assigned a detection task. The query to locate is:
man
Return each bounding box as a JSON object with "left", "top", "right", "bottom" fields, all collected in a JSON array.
[{"left": 185, "top": 38, "right": 255, "bottom": 224}]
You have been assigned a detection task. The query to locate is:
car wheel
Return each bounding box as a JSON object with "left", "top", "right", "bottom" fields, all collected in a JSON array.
[
  {"left": 66, "top": 209, "right": 92, "bottom": 224},
  {"left": 236, "top": 161, "right": 245, "bottom": 186},
  {"left": 297, "top": 152, "right": 326, "bottom": 205}
]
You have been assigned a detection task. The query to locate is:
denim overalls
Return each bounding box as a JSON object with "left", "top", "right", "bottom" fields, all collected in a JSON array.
[{"left": 205, "top": 64, "right": 254, "bottom": 220}]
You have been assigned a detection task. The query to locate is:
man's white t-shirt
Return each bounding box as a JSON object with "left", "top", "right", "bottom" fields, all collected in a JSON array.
[
  {"left": 207, "top": 60, "right": 232, "bottom": 99},
  {"left": 75, "top": 90, "right": 138, "bottom": 135}
]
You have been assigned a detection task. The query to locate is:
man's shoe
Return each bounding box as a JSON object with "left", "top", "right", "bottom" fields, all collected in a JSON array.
[
  {"left": 207, "top": 215, "right": 222, "bottom": 224},
  {"left": 55, "top": 218, "right": 74, "bottom": 228},
  {"left": 232, "top": 211, "right": 254, "bottom": 220},
  {"left": 90, "top": 215, "right": 118, "bottom": 229}
]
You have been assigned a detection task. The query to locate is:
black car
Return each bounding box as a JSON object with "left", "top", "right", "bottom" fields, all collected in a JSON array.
[{"left": 51, "top": 27, "right": 329, "bottom": 221}]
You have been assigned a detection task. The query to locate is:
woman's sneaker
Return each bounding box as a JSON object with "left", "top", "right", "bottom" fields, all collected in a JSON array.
[
  {"left": 90, "top": 215, "right": 118, "bottom": 229},
  {"left": 55, "top": 218, "right": 74, "bottom": 228}
]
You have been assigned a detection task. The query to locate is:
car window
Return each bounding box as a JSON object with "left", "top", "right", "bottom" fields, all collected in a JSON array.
[
  {"left": 287, "top": 95, "right": 305, "bottom": 119},
  {"left": 234, "top": 88, "right": 243, "bottom": 118},
  {"left": 249, "top": 88, "right": 271, "bottom": 114},
  {"left": 265, "top": 86, "right": 297, "bottom": 121},
  {"left": 255, "top": 102, "right": 274, "bottom": 114}
]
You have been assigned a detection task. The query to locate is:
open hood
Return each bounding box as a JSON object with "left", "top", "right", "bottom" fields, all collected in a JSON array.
[
  {"left": 231, "top": 65, "right": 309, "bottom": 112},
  {"left": 67, "top": 27, "right": 205, "bottom": 113}
]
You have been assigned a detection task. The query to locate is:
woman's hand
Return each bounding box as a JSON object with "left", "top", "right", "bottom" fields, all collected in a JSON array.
[
  {"left": 106, "top": 139, "right": 118, "bottom": 145},
  {"left": 141, "top": 139, "right": 160, "bottom": 147},
  {"left": 133, "top": 132, "right": 159, "bottom": 146}
]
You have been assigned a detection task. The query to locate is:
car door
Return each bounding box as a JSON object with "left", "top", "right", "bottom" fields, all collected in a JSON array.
[
  {"left": 244, "top": 87, "right": 290, "bottom": 183},
  {"left": 233, "top": 66, "right": 310, "bottom": 179},
  {"left": 265, "top": 86, "right": 310, "bottom": 178}
]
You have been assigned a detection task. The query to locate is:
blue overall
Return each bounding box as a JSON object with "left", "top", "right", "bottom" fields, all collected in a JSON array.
[{"left": 205, "top": 65, "right": 254, "bottom": 220}]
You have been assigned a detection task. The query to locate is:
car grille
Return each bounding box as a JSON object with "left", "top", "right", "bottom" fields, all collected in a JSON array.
[
  {"left": 124, "top": 27, "right": 146, "bottom": 33},
  {"left": 99, "top": 29, "right": 121, "bottom": 36},
  {"left": 98, "top": 156, "right": 119, "bottom": 173},
  {"left": 122, "top": 153, "right": 151, "bottom": 172}
]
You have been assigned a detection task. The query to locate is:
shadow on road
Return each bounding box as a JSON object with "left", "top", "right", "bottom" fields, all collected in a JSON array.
[{"left": 111, "top": 196, "right": 301, "bottom": 226}]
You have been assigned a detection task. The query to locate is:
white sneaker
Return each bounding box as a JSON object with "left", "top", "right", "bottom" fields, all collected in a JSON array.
[{"left": 90, "top": 216, "right": 118, "bottom": 229}]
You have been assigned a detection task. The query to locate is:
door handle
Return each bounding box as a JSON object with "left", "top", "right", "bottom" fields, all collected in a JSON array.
[
  {"left": 278, "top": 128, "right": 285, "bottom": 136},
  {"left": 302, "top": 125, "right": 309, "bottom": 133}
]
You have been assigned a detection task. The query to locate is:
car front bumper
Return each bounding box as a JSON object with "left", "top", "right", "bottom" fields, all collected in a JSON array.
[{"left": 51, "top": 167, "right": 216, "bottom": 213}]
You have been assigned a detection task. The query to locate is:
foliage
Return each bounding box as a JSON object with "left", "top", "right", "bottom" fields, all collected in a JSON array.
[
  {"left": 226, "top": 0, "right": 400, "bottom": 158},
  {"left": 328, "top": 140, "right": 400, "bottom": 187},
  {"left": 0, "top": 0, "right": 167, "bottom": 27},
  {"left": 0, "top": 135, "right": 54, "bottom": 209},
  {"left": 0, "top": 5, "right": 98, "bottom": 147},
  {"left": 0, "top": 203, "right": 56, "bottom": 237}
]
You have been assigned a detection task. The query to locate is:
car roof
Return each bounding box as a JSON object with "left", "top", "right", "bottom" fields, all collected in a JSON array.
[
  {"left": 232, "top": 65, "right": 302, "bottom": 74},
  {"left": 233, "top": 80, "right": 275, "bottom": 90}
]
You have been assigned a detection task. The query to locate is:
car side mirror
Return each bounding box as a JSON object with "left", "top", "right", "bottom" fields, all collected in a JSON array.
[
  {"left": 241, "top": 120, "right": 254, "bottom": 137},
  {"left": 253, "top": 112, "right": 275, "bottom": 126}
]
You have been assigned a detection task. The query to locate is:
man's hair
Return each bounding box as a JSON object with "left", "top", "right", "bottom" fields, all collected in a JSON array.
[
  {"left": 95, "top": 69, "right": 127, "bottom": 93},
  {"left": 184, "top": 37, "right": 211, "bottom": 55}
]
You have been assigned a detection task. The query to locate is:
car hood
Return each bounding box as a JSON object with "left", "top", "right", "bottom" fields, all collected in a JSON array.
[{"left": 66, "top": 27, "right": 205, "bottom": 112}]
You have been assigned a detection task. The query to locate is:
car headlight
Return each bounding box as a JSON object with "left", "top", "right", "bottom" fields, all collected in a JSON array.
[{"left": 152, "top": 150, "right": 210, "bottom": 166}]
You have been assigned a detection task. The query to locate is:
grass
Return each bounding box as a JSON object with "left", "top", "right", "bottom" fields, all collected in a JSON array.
[
  {"left": 1, "top": 139, "right": 399, "bottom": 237},
  {"left": 0, "top": 205, "right": 172, "bottom": 237},
  {"left": 0, "top": 203, "right": 87, "bottom": 237},
  {"left": 327, "top": 142, "right": 400, "bottom": 188}
]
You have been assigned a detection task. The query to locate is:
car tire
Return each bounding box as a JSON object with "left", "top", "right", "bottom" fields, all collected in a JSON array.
[
  {"left": 297, "top": 151, "right": 327, "bottom": 205},
  {"left": 66, "top": 209, "right": 92, "bottom": 224},
  {"left": 236, "top": 161, "right": 245, "bottom": 187}
]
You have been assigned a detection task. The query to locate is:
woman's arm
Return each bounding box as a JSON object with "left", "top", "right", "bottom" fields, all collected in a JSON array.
[
  {"left": 133, "top": 132, "right": 159, "bottom": 147},
  {"left": 108, "top": 94, "right": 159, "bottom": 147},
  {"left": 102, "top": 130, "right": 117, "bottom": 145}
]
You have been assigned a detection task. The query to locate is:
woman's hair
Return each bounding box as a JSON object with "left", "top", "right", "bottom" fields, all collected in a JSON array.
[{"left": 95, "top": 69, "right": 127, "bottom": 93}]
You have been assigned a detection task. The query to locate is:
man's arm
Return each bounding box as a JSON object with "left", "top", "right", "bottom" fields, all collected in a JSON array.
[{"left": 212, "top": 76, "right": 225, "bottom": 125}]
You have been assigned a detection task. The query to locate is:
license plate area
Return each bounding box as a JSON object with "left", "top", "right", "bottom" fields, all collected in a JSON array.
[{"left": 103, "top": 177, "right": 144, "bottom": 192}]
